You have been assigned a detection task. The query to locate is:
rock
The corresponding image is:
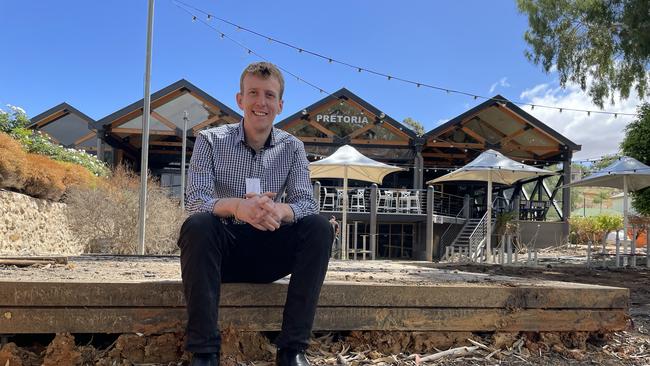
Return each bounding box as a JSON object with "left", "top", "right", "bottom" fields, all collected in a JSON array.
[
  {"left": 42, "top": 333, "right": 82, "bottom": 366},
  {"left": 0, "top": 342, "right": 24, "bottom": 366}
]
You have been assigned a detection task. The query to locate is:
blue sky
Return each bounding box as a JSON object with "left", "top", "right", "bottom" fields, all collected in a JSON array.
[{"left": 1, "top": 0, "right": 642, "bottom": 160}]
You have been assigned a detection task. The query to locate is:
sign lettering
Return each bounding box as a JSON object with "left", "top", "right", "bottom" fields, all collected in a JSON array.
[{"left": 316, "top": 114, "right": 369, "bottom": 124}]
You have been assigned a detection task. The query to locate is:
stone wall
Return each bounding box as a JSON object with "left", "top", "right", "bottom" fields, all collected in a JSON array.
[{"left": 0, "top": 189, "right": 83, "bottom": 255}]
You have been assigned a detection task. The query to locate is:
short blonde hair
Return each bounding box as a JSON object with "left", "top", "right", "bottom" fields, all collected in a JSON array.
[{"left": 239, "top": 62, "right": 285, "bottom": 99}]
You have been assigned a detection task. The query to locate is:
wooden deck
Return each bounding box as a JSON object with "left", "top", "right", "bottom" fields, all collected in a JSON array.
[{"left": 0, "top": 256, "right": 629, "bottom": 334}]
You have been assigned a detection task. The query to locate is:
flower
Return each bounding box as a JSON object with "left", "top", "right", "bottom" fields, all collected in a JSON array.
[{"left": 6, "top": 104, "right": 26, "bottom": 115}]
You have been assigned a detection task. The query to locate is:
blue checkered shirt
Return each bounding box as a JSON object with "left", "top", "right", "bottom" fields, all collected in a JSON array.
[{"left": 185, "top": 121, "right": 318, "bottom": 223}]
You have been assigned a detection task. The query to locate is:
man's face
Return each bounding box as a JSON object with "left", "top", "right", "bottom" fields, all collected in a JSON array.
[{"left": 236, "top": 73, "right": 283, "bottom": 131}]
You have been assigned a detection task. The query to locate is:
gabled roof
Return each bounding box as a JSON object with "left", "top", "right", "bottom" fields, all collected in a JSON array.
[
  {"left": 29, "top": 102, "right": 95, "bottom": 129},
  {"left": 276, "top": 87, "right": 417, "bottom": 139},
  {"left": 423, "top": 95, "right": 581, "bottom": 151},
  {"left": 93, "top": 79, "right": 242, "bottom": 128}
]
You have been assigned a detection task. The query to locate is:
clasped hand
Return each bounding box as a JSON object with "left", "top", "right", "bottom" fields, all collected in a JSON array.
[{"left": 236, "top": 192, "right": 284, "bottom": 231}]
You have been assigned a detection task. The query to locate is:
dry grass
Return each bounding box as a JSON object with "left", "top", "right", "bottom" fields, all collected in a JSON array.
[{"left": 64, "top": 165, "right": 187, "bottom": 254}]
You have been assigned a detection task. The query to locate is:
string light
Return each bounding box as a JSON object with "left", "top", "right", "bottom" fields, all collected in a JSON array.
[
  {"left": 174, "top": 2, "right": 330, "bottom": 96},
  {"left": 173, "top": 0, "right": 637, "bottom": 118},
  {"left": 176, "top": 0, "right": 644, "bottom": 174}
]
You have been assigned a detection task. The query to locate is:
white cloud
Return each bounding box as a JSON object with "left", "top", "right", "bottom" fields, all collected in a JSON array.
[
  {"left": 519, "top": 81, "right": 642, "bottom": 161},
  {"left": 489, "top": 77, "right": 511, "bottom": 93}
]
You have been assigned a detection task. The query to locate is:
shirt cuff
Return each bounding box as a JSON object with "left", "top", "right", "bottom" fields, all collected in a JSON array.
[
  {"left": 287, "top": 203, "right": 303, "bottom": 223},
  {"left": 200, "top": 198, "right": 219, "bottom": 215}
]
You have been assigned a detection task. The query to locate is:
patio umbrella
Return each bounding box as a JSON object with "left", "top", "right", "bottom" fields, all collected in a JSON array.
[
  {"left": 567, "top": 156, "right": 650, "bottom": 251},
  {"left": 427, "top": 149, "right": 554, "bottom": 260},
  {"left": 309, "top": 145, "right": 404, "bottom": 259}
]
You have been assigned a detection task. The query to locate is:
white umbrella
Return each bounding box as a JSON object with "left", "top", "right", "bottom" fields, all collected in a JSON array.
[
  {"left": 427, "top": 149, "right": 554, "bottom": 260},
  {"left": 309, "top": 145, "right": 404, "bottom": 259},
  {"left": 567, "top": 156, "right": 650, "bottom": 252}
]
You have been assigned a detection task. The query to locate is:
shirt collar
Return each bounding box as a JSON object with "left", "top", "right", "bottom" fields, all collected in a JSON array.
[{"left": 237, "top": 119, "right": 276, "bottom": 148}]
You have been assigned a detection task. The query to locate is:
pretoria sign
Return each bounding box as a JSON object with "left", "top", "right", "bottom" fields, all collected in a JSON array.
[{"left": 316, "top": 114, "right": 369, "bottom": 124}]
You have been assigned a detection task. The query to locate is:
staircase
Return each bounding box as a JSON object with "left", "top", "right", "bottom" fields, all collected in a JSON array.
[{"left": 449, "top": 218, "right": 483, "bottom": 254}]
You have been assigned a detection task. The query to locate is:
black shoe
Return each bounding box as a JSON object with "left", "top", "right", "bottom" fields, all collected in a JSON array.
[
  {"left": 190, "top": 353, "right": 219, "bottom": 366},
  {"left": 276, "top": 348, "right": 310, "bottom": 366}
]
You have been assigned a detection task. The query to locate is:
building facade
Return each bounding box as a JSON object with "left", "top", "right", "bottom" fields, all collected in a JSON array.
[{"left": 31, "top": 80, "right": 581, "bottom": 259}]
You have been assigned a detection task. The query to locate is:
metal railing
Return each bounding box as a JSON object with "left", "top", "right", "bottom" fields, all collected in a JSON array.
[
  {"left": 318, "top": 186, "right": 465, "bottom": 217},
  {"left": 468, "top": 211, "right": 488, "bottom": 261},
  {"left": 438, "top": 209, "right": 467, "bottom": 257},
  {"left": 431, "top": 190, "right": 465, "bottom": 216}
]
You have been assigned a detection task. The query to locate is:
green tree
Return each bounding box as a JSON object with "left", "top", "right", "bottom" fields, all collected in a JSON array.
[
  {"left": 621, "top": 103, "right": 650, "bottom": 215},
  {"left": 592, "top": 153, "right": 621, "bottom": 171},
  {"left": 0, "top": 105, "right": 30, "bottom": 133},
  {"left": 402, "top": 117, "right": 425, "bottom": 136},
  {"left": 517, "top": 0, "right": 650, "bottom": 107}
]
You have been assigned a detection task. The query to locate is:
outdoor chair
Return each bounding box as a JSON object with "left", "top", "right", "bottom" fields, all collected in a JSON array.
[
  {"left": 377, "top": 190, "right": 395, "bottom": 212},
  {"left": 350, "top": 189, "right": 366, "bottom": 212},
  {"left": 405, "top": 190, "right": 421, "bottom": 213},
  {"left": 398, "top": 191, "right": 420, "bottom": 213},
  {"left": 336, "top": 189, "right": 345, "bottom": 210},
  {"left": 321, "top": 187, "right": 336, "bottom": 210}
]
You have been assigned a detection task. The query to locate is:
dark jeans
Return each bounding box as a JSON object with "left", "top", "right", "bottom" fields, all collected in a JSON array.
[{"left": 177, "top": 213, "right": 332, "bottom": 354}]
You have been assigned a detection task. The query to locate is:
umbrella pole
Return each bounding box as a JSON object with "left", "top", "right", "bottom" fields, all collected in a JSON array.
[
  {"left": 342, "top": 168, "right": 349, "bottom": 260},
  {"left": 623, "top": 175, "right": 634, "bottom": 260},
  {"left": 486, "top": 171, "right": 492, "bottom": 263}
]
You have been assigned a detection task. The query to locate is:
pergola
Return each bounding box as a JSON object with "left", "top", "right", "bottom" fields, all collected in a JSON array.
[{"left": 420, "top": 96, "right": 581, "bottom": 223}]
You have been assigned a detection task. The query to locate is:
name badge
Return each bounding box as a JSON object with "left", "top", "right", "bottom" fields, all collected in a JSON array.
[{"left": 245, "top": 178, "right": 261, "bottom": 195}]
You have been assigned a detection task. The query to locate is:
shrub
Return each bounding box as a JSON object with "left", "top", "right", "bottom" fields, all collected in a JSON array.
[
  {"left": 0, "top": 132, "right": 28, "bottom": 190},
  {"left": 569, "top": 214, "right": 623, "bottom": 245},
  {"left": 0, "top": 132, "right": 99, "bottom": 200},
  {"left": 22, "top": 154, "right": 68, "bottom": 200},
  {"left": 1, "top": 104, "right": 109, "bottom": 177},
  {"left": 0, "top": 104, "right": 29, "bottom": 133},
  {"left": 13, "top": 129, "right": 109, "bottom": 177},
  {"left": 64, "top": 165, "right": 187, "bottom": 255}
]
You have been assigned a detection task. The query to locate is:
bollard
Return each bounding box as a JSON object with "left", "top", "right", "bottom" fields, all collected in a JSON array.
[
  {"left": 631, "top": 226, "right": 637, "bottom": 267},
  {"left": 506, "top": 235, "right": 513, "bottom": 265},
  {"left": 647, "top": 225, "right": 650, "bottom": 268},
  {"left": 615, "top": 230, "right": 621, "bottom": 268}
]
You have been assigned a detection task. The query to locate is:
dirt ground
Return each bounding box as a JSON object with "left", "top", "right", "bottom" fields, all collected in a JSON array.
[{"left": 0, "top": 248, "right": 649, "bottom": 365}]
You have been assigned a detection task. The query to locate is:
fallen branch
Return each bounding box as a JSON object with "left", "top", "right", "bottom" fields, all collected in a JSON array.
[{"left": 419, "top": 346, "right": 479, "bottom": 362}]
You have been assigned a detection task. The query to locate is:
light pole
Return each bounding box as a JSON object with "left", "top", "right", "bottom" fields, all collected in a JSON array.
[
  {"left": 137, "top": 0, "right": 155, "bottom": 255},
  {"left": 180, "top": 111, "right": 188, "bottom": 211}
]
